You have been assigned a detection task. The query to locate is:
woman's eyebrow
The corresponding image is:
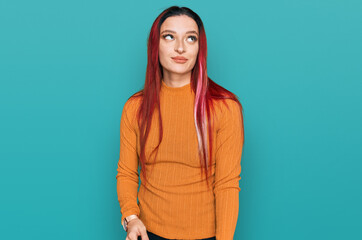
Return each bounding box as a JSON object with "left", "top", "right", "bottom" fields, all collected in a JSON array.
[{"left": 160, "top": 30, "right": 199, "bottom": 35}]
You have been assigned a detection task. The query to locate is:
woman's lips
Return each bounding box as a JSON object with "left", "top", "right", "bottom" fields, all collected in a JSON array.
[{"left": 171, "top": 56, "right": 188, "bottom": 63}]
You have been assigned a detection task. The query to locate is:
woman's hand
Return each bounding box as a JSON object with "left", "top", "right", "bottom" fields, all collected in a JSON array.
[{"left": 125, "top": 218, "right": 149, "bottom": 240}]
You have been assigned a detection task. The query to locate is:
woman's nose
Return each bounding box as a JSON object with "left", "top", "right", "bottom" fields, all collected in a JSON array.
[{"left": 174, "top": 39, "right": 185, "bottom": 53}]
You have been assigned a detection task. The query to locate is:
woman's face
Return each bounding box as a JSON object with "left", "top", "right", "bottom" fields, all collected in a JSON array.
[{"left": 159, "top": 15, "right": 199, "bottom": 77}]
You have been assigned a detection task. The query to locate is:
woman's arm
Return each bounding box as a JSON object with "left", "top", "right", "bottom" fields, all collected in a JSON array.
[
  {"left": 116, "top": 99, "right": 140, "bottom": 226},
  {"left": 214, "top": 99, "right": 244, "bottom": 240}
]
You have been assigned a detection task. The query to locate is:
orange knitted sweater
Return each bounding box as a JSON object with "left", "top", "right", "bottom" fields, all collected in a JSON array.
[{"left": 116, "top": 80, "right": 244, "bottom": 240}]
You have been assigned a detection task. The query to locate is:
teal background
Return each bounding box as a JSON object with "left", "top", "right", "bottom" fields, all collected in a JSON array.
[{"left": 1, "top": 0, "right": 361, "bottom": 239}]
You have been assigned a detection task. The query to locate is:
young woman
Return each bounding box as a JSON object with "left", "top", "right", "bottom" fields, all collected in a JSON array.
[{"left": 116, "top": 6, "right": 244, "bottom": 240}]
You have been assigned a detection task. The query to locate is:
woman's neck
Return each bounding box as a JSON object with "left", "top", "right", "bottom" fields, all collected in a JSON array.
[{"left": 161, "top": 71, "right": 191, "bottom": 88}]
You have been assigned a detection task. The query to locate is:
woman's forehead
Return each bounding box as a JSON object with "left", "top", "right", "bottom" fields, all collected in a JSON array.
[{"left": 160, "top": 15, "right": 198, "bottom": 34}]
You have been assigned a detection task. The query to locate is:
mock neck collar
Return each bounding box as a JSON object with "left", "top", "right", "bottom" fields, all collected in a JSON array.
[{"left": 160, "top": 80, "right": 192, "bottom": 95}]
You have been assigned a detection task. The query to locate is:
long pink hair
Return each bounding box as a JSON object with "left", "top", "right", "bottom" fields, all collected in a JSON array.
[{"left": 128, "top": 6, "right": 244, "bottom": 190}]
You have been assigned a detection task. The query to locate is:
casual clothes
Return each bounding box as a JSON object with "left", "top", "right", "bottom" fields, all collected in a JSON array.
[{"left": 117, "top": 81, "right": 243, "bottom": 240}]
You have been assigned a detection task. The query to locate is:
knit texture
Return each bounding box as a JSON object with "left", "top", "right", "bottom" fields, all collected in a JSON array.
[{"left": 116, "top": 80, "right": 243, "bottom": 240}]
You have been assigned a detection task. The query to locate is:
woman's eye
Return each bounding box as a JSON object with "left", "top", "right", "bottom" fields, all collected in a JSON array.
[
  {"left": 187, "top": 36, "right": 197, "bottom": 42},
  {"left": 163, "top": 34, "right": 173, "bottom": 40}
]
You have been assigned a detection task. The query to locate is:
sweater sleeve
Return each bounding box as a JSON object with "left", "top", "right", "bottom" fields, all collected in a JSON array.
[
  {"left": 116, "top": 99, "right": 140, "bottom": 225},
  {"left": 214, "top": 99, "right": 244, "bottom": 240}
]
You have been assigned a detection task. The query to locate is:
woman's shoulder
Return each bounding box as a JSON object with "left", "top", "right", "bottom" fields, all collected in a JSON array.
[
  {"left": 212, "top": 98, "right": 241, "bottom": 115},
  {"left": 122, "top": 92, "right": 143, "bottom": 120},
  {"left": 207, "top": 79, "right": 242, "bottom": 115},
  {"left": 124, "top": 89, "right": 143, "bottom": 108},
  {"left": 211, "top": 98, "right": 243, "bottom": 131}
]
